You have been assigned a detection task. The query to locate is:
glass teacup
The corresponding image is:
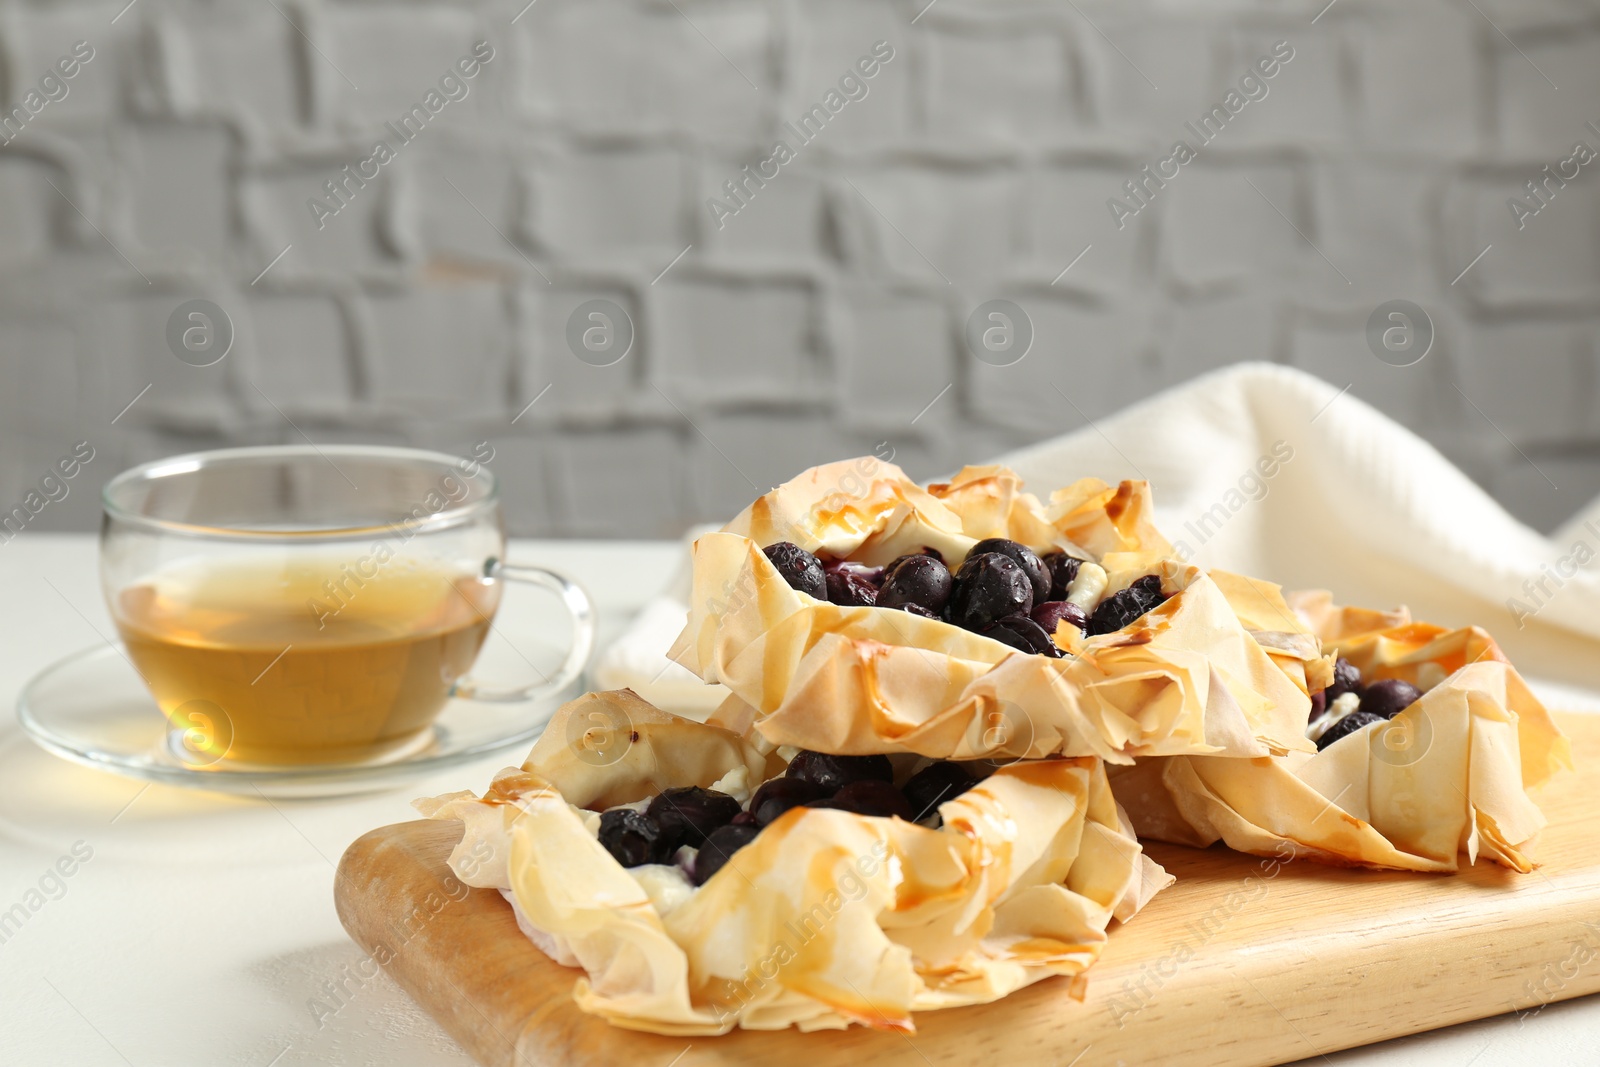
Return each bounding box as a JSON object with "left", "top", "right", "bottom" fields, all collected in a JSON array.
[{"left": 99, "top": 444, "right": 593, "bottom": 767}]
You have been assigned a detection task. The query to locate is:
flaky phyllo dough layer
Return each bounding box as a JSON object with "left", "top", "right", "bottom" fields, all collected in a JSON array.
[
  {"left": 669, "top": 458, "right": 1314, "bottom": 764},
  {"left": 417, "top": 690, "right": 1172, "bottom": 1035},
  {"left": 1109, "top": 595, "right": 1573, "bottom": 873}
]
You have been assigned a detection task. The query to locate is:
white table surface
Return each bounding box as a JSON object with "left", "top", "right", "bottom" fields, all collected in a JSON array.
[{"left": 0, "top": 534, "right": 1594, "bottom": 1066}]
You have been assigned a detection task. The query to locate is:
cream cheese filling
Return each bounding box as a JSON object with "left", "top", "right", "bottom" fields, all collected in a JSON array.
[{"left": 1306, "top": 691, "right": 1362, "bottom": 743}]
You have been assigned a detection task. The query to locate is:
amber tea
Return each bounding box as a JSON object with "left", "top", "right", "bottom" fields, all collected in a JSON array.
[{"left": 113, "top": 556, "right": 499, "bottom": 765}]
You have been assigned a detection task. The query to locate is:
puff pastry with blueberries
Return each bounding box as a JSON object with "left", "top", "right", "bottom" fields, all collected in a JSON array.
[
  {"left": 417, "top": 689, "right": 1172, "bottom": 1035},
  {"left": 1108, "top": 596, "right": 1571, "bottom": 872},
  {"left": 671, "top": 458, "right": 1314, "bottom": 764}
]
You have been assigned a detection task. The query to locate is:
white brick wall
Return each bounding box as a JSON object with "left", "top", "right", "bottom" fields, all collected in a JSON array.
[{"left": 1, "top": 0, "right": 1598, "bottom": 537}]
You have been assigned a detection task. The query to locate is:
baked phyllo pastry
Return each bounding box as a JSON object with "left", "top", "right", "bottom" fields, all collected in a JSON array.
[
  {"left": 1205, "top": 568, "right": 1334, "bottom": 707},
  {"left": 1108, "top": 596, "right": 1571, "bottom": 873},
  {"left": 670, "top": 458, "right": 1313, "bottom": 764},
  {"left": 417, "top": 689, "right": 1171, "bottom": 1035}
]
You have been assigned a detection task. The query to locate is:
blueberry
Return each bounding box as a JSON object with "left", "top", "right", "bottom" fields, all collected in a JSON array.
[
  {"left": 1041, "top": 552, "right": 1086, "bottom": 600},
  {"left": 968, "top": 538, "right": 1050, "bottom": 604},
  {"left": 810, "top": 779, "right": 914, "bottom": 820},
  {"left": 884, "top": 550, "right": 943, "bottom": 573},
  {"left": 825, "top": 569, "right": 879, "bottom": 607},
  {"left": 597, "top": 809, "right": 669, "bottom": 868},
  {"left": 785, "top": 751, "right": 894, "bottom": 792},
  {"left": 947, "top": 552, "right": 1035, "bottom": 631},
  {"left": 646, "top": 787, "right": 742, "bottom": 850},
  {"left": 1359, "top": 678, "right": 1423, "bottom": 720},
  {"left": 692, "top": 823, "right": 761, "bottom": 885},
  {"left": 1315, "top": 710, "right": 1386, "bottom": 750},
  {"left": 902, "top": 761, "right": 976, "bottom": 821},
  {"left": 762, "top": 542, "right": 826, "bottom": 600},
  {"left": 730, "top": 810, "right": 758, "bottom": 826},
  {"left": 748, "top": 777, "right": 831, "bottom": 825},
  {"left": 1086, "top": 574, "right": 1167, "bottom": 636},
  {"left": 1032, "top": 600, "right": 1088, "bottom": 637},
  {"left": 878, "top": 554, "right": 953, "bottom": 615},
  {"left": 1130, "top": 574, "right": 1164, "bottom": 600},
  {"left": 1326, "top": 658, "right": 1362, "bottom": 703},
  {"left": 979, "top": 613, "right": 1061, "bottom": 657},
  {"left": 901, "top": 603, "right": 940, "bottom": 619},
  {"left": 882, "top": 554, "right": 917, "bottom": 578}
]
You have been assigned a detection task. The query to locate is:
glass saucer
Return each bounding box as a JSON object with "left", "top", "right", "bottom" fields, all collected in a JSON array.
[{"left": 16, "top": 644, "right": 580, "bottom": 798}]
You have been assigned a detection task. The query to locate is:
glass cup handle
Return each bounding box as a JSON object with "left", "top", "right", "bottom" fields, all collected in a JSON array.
[{"left": 451, "top": 560, "right": 595, "bottom": 704}]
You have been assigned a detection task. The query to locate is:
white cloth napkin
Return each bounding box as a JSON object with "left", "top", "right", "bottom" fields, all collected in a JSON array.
[
  {"left": 591, "top": 590, "right": 729, "bottom": 716},
  {"left": 596, "top": 363, "right": 1600, "bottom": 713}
]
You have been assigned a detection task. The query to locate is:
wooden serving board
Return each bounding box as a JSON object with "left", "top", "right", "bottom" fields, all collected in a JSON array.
[{"left": 335, "top": 714, "right": 1600, "bottom": 1067}]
